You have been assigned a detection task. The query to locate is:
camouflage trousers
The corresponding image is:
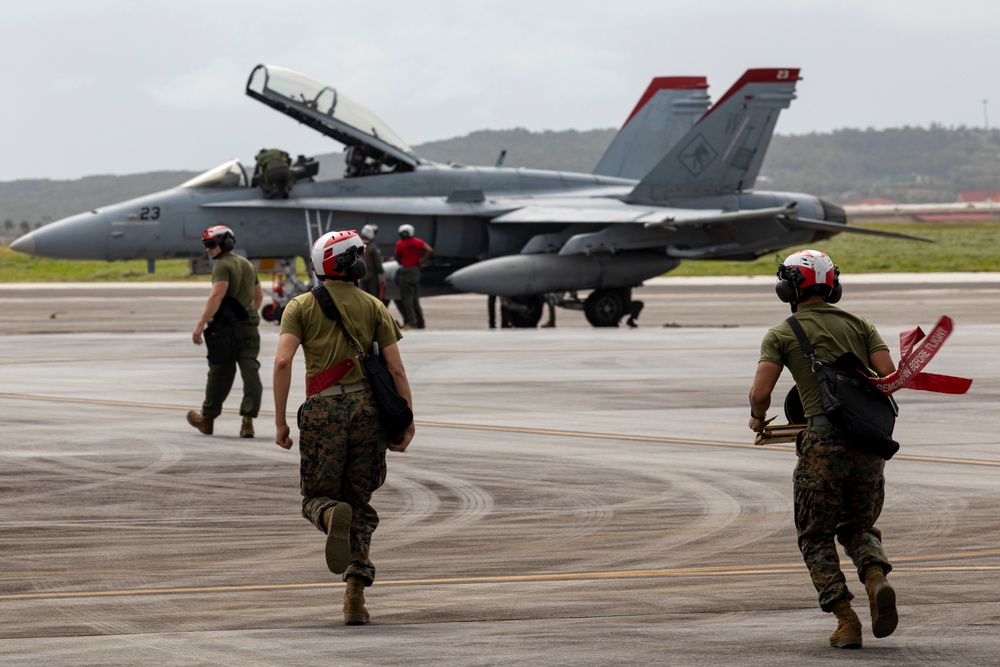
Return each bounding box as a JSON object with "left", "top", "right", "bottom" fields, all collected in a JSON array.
[
  {"left": 298, "top": 390, "right": 388, "bottom": 585},
  {"left": 793, "top": 424, "right": 893, "bottom": 612}
]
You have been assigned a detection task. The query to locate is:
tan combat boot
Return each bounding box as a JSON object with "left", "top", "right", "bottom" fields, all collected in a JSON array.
[
  {"left": 829, "top": 599, "right": 863, "bottom": 649},
  {"left": 240, "top": 416, "right": 254, "bottom": 438},
  {"left": 186, "top": 410, "right": 213, "bottom": 435},
  {"left": 864, "top": 566, "right": 898, "bottom": 638},
  {"left": 323, "top": 503, "right": 352, "bottom": 574},
  {"left": 343, "top": 575, "right": 370, "bottom": 625}
]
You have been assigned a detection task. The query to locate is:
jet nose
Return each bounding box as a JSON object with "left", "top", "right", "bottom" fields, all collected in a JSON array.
[
  {"left": 10, "top": 233, "right": 36, "bottom": 256},
  {"left": 10, "top": 211, "right": 112, "bottom": 260}
]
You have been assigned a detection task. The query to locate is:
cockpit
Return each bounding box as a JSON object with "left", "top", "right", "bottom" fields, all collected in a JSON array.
[
  {"left": 179, "top": 160, "right": 248, "bottom": 189},
  {"left": 246, "top": 64, "right": 419, "bottom": 177},
  {"left": 179, "top": 155, "right": 320, "bottom": 191}
]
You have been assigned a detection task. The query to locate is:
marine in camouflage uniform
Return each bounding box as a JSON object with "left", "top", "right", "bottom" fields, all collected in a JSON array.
[
  {"left": 749, "top": 250, "right": 899, "bottom": 649},
  {"left": 273, "top": 230, "right": 415, "bottom": 625},
  {"left": 252, "top": 148, "right": 294, "bottom": 199}
]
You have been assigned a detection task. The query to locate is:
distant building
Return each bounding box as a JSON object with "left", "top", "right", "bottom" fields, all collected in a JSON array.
[{"left": 958, "top": 191, "right": 1000, "bottom": 203}]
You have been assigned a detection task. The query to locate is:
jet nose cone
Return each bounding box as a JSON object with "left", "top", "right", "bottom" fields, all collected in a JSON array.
[
  {"left": 10, "top": 233, "right": 36, "bottom": 256},
  {"left": 14, "top": 211, "right": 112, "bottom": 260}
]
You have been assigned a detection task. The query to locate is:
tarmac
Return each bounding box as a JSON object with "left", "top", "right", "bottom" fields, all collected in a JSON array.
[{"left": 1, "top": 275, "right": 999, "bottom": 666}]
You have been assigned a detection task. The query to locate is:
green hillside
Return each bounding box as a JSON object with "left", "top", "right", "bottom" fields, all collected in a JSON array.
[{"left": 3, "top": 126, "right": 1000, "bottom": 236}]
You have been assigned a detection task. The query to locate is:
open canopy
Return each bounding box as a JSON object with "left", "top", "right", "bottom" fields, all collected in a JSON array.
[{"left": 246, "top": 64, "right": 418, "bottom": 172}]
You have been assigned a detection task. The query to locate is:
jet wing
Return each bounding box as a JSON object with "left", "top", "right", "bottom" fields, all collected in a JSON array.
[
  {"left": 201, "top": 197, "right": 518, "bottom": 217},
  {"left": 490, "top": 204, "right": 789, "bottom": 226}
]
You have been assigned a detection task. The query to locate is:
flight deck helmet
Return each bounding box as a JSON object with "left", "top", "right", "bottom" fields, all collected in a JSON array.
[
  {"left": 775, "top": 249, "right": 842, "bottom": 305},
  {"left": 361, "top": 224, "right": 378, "bottom": 241},
  {"left": 311, "top": 230, "right": 367, "bottom": 281},
  {"left": 202, "top": 225, "right": 236, "bottom": 253},
  {"left": 398, "top": 223, "right": 414, "bottom": 239}
]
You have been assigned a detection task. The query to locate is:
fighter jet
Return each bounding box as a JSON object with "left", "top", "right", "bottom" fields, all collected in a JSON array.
[{"left": 12, "top": 64, "right": 928, "bottom": 327}]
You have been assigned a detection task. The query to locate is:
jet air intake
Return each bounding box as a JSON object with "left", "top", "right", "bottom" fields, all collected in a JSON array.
[{"left": 446, "top": 252, "right": 679, "bottom": 297}]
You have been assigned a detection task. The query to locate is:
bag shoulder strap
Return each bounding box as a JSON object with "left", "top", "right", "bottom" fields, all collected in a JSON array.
[
  {"left": 785, "top": 315, "right": 820, "bottom": 370},
  {"left": 310, "top": 284, "right": 367, "bottom": 359}
]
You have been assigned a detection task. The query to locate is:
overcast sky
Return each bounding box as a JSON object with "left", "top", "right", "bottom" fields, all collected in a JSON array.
[{"left": 4, "top": 0, "right": 999, "bottom": 182}]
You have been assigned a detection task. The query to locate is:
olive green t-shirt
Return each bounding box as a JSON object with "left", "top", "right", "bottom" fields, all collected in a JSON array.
[
  {"left": 212, "top": 253, "right": 260, "bottom": 325},
  {"left": 280, "top": 281, "right": 402, "bottom": 386},
  {"left": 759, "top": 302, "right": 888, "bottom": 418}
]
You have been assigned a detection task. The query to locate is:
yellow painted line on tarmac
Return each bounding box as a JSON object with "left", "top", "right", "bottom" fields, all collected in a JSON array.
[
  {"left": 4, "top": 551, "right": 1000, "bottom": 601},
  {"left": 2, "top": 393, "right": 999, "bottom": 467}
]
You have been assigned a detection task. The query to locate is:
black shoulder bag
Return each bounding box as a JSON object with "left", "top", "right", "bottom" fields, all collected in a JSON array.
[
  {"left": 786, "top": 316, "right": 899, "bottom": 460},
  {"left": 204, "top": 295, "right": 248, "bottom": 364},
  {"left": 311, "top": 285, "right": 413, "bottom": 444}
]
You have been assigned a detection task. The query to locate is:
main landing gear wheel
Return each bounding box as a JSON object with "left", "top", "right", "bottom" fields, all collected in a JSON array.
[
  {"left": 506, "top": 295, "right": 544, "bottom": 328},
  {"left": 584, "top": 289, "right": 625, "bottom": 327}
]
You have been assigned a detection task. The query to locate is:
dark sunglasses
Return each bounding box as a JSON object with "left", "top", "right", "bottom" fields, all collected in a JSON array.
[{"left": 202, "top": 240, "right": 220, "bottom": 249}]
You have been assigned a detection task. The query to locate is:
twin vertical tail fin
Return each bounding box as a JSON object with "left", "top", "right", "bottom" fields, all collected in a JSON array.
[
  {"left": 593, "top": 77, "right": 711, "bottom": 180},
  {"left": 627, "top": 68, "right": 800, "bottom": 202}
]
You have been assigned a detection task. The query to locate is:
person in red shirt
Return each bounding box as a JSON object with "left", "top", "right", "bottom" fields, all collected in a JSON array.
[{"left": 393, "top": 224, "right": 433, "bottom": 329}]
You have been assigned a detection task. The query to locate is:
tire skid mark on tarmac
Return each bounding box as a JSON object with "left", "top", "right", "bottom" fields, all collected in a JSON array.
[
  {"left": 382, "top": 462, "right": 494, "bottom": 548},
  {"left": 5, "top": 553, "right": 1000, "bottom": 601},
  {"left": 2, "top": 392, "right": 999, "bottom": 468}
]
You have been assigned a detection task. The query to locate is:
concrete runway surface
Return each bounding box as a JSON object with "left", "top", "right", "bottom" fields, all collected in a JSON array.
[{"left": 1, "top": 275, "right": 999, "bottom": 666}]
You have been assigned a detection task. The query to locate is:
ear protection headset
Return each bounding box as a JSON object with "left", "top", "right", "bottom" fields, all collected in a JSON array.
[
  {"left": 333, "top": 245, "right": 368, "bottom": 281},
  {"left": 775, "top": 258, "right": 842, "bottom": 305}
]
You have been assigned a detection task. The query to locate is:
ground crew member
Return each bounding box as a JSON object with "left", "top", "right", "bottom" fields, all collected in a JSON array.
[
  {"left": 358, "top": 224, "right": 386, "bottom": 300},
  {"left": 188, "top": 225, "right": 263, "bottom": 437},
  {"left": 748, "top": 249, "right": 899, "bottom": 649},
  {"left": 273, "top": 230, "right": 415, "bottom": 626},
  {"left": 487, "top": 294, "right": 510, "bottom": 329},
  {"left": 252, "top": 148, "right": 294, "bottom": 199},
  {"left": 393, "top": 224, "right": 432, "bottom": 330}
]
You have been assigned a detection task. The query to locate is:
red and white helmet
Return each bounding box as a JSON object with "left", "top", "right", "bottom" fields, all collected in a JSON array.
[
  {"left": 775, "top": 249, "right": 841, "bottom": 304},
  {"left": 201, "top": 225, "right": 235, "bottom": 252},
  {"left": 311, "top": 230, "right": 366, "bottom": 278}
]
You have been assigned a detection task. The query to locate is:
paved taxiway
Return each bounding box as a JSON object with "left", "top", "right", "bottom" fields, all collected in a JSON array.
[{"left": 1, "top": 275, "right": 999, "bottom": 666}]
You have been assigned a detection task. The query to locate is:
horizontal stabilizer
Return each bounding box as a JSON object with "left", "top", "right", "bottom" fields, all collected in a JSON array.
[{"left": 787, "top": 216, "right": 934, "bottom": 242}]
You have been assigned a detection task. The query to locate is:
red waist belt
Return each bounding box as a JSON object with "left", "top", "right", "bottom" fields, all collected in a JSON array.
[{"left": 305, "top": 358, "right": 356, "bottom": 397}]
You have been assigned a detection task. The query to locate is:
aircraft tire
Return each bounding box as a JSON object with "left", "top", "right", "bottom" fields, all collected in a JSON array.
[
  {"left": 584, "top": 289, "right": 625, "bottom": 327},
  {"left": 261, "top": 304, "right": 275, "bottom": 322}
]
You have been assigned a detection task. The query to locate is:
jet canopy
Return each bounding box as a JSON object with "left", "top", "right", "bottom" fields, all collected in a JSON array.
[
  {"left": 179, "top": 159, "right": 248, "bottom": 189},
  {"left": 246, "top": 64, "right": 418, "bottom": 173}
]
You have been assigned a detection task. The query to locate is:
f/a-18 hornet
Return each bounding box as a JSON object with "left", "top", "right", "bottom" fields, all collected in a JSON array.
[{"left": 12, "top": 64, "right": 926, "bottom": 327}]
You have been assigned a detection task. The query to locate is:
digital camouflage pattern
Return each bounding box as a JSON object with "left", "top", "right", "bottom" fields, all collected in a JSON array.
[
  {"left": 299, "top": 390, "right": 388, "bottom": 585},
  {"left": 793, "top": 424, "right": 893, "bottom": 612}
]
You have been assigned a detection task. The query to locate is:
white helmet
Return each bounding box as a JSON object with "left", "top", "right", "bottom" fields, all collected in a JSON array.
[
  {"left": 202, "top": 225, "right": 236, "bottom": 252},
  {"left": 775, "top": 249, "right": 841, "bottom": 304},
  {"left": 361, "top": 224, "right": 378, "bottom": 241},
  {"left": 311, "top": 230, "right": 366, "bottom": 279},
  {"left": 398, "top": 223, "right": 414, "bottom": 239}
]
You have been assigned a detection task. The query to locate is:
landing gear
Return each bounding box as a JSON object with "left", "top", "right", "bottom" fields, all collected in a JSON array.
[
  {"left": 583, "top": 289, "right": 627, "bottom": 327},
  {"left": 505, "top": 295, "right": 544, "bottom": 328},
  {"left": 261, "top": 257, "right": 310, "bottom": 324}
]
